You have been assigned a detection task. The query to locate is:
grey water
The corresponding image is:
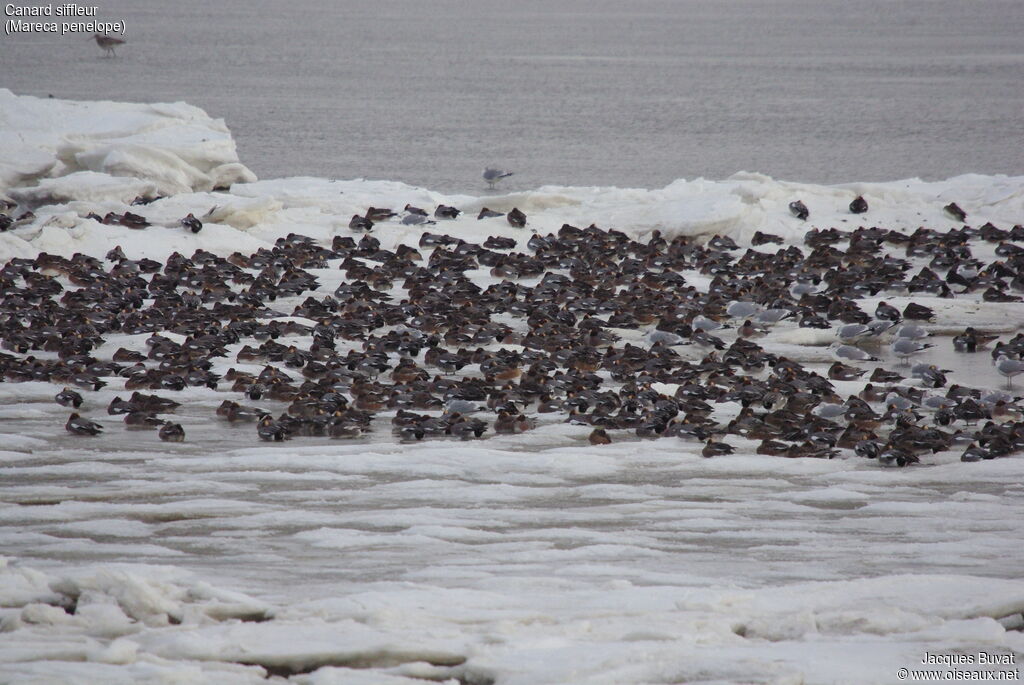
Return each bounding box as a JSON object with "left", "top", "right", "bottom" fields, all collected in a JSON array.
[{"left": 2, "top": 0, "right": 1022, "bottom": 194}]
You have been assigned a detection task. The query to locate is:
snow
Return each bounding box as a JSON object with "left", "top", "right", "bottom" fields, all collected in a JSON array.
[
  {"left": 3, "top": 558, "right": 1022, "bottom": 684},
  {"left": 3, "top": 90, "right": 1024, "bottom": 266},
  {"left": 1, "top": 90, "right": 1024, "bottom": 683},
  {"left": 0, "top": 88, "right": 255, "bottom": 197}
]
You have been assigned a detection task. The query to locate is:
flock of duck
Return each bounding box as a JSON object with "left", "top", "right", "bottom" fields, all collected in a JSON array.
[{"left": 2, "top": 194, "right": 1024, "bottom": 467}]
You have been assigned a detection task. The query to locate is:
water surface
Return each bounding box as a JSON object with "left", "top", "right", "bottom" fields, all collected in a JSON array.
[{"left": 2, "top": 0, "right": 1022, "bottom": 192}]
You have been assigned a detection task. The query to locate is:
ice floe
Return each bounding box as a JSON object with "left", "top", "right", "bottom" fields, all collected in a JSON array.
[{"left": 2, "top": 90, "right": 1024, "bottom": 684}]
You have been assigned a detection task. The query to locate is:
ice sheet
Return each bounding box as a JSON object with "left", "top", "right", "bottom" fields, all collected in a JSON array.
[{"left": 2, "top": 90, "right": 1023, "bottom": 684}]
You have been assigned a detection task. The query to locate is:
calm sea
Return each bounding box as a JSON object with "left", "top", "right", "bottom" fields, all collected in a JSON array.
[{"left": 2, "top": 0, "right": 1023, "bottom": 193}]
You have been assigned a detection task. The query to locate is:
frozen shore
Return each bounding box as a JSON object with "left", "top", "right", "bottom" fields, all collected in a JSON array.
[
  {"left": 2, "top": 90, "right": 1023, "bottom": 684},
  {"left": 4, "top": 92, "right": 1024, "bottom": 265}
]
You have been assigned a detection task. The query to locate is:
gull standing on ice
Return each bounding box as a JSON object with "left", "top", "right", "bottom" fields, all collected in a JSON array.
[
  {"left": 94, "top": 33, "right": 125, "bottom": 57},
  {"left": 483, "top": 167, "right": 513, "bottom": 189},
  {"left": 995, "top": 356, "right": 1024, "bottom": 389},
  {"left": 891, "top": 338, "right": 933, "bottom": 365}
]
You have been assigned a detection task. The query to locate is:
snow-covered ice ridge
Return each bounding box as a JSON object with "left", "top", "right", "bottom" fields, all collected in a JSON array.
[
  {"left": 2, "top": 91, "right": 1024, "bottom": 684},
  {"left": 0, "top": 89, "right": 255, "bottom": 201}
]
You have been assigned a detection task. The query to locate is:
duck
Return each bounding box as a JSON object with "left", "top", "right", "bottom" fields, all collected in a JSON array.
[
  {"left": 349, "top": 215, "right": 374, "bottom": 232},
  {"left": 123, "top": 411, "right": 166, "bottom": 429},
  {"left": 869, "top": 367, "right": 904, "bottom": 383},
  {"left": 365, "top": 207, "right": 396, "bottom": 222},
  {"left": 180, "top": 213, "right": 202, "bottom": 233},
  {"left": 257, "top": 414, "right": 288, "bottom": 442},
  {"left": 828, "top": 361, "right": 866, "bottom": 381},
  {"left": 944, "top": 202, "right": 967, "bottom": 222},
  {"left": 874, "top": 301, "right": 902, "bottom": 322},
  {"left": 756, "top": 439, "right": 790, "bottom": 456},
  {"left": 66, "top": 412, "right": 103, "bottom": 436},
  {"left": 55, "top": 387, "right": 83, "bottom": 408},
  {"left": 158, "top": 422, "right": 185, "bottom": 442},
  {"left": 878, "top": 447, "right": 919, "bottom": 467},
  {"left": 701, "top": 437, "right": 734, "bottom": 458},
  {"left": 902, "top": 302, "right": 934, "bottom": 321},
  {"left": 507, "top": 208, "right": 527, "bottom": 228},
  {"left": 788, "top": 200, "right": 809, "bottom": 220},
  {"left": 919, "top": 365, "right": 947, "bottom": 388},
  {"left": 434, "top": 205, "right": 461, "bottom": 220},
  {"left": 952, "top": 327, "right": 999, "bottom": 352}
]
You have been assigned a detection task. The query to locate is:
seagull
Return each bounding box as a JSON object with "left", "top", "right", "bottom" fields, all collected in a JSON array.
[
  {"left": 483, "top": 167, "right": 513, "bottom": 189},
  {"left": 836, "top": 323, "right": 872, "bottom": 342},
  {"left": 830, "top": 343, "right": 879, "bottom": 362},
  {"left": 726, "top": 301, "right": 762, "bottom": 319},
  {"left": 891, "top": 338, "right": 933, "bottom": 365},
  {"left": 691, "top": 315, "right": 723, "bottom": 332},
  {"left": 895, "top": 324, "right": 930, "bottom": 340},
  {"left": 648, "top": 329, "right": 686, "bottom": 346},
  {"left": 789, "top": 279, "right": 821, "bottom": 298},
  {"left": 754, "top": 308, "right": 794, "bottom": 325},
  {"left": 868, "top": 320, "right": 898, "bottom": 337},
  {"left": 811, "top": 402, "right": 847, "bottom": 420},
  {"left": 883, "top": 392, "right": 915, "bottom": 412},
  {"left": 401, "top": 213, "right": 432, "bottom": 226},
  {"left": 995, "top": 356, "right": 1024, "bottom": 389},
  {"left": 94, "top": 33, "right": 125, "bottom": 57},
  {"left": 835, "top": 321, "right": 895, "bottom": 342},
  {"left": 444, "top": 399, "right": 483, "bottom": 415}
]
